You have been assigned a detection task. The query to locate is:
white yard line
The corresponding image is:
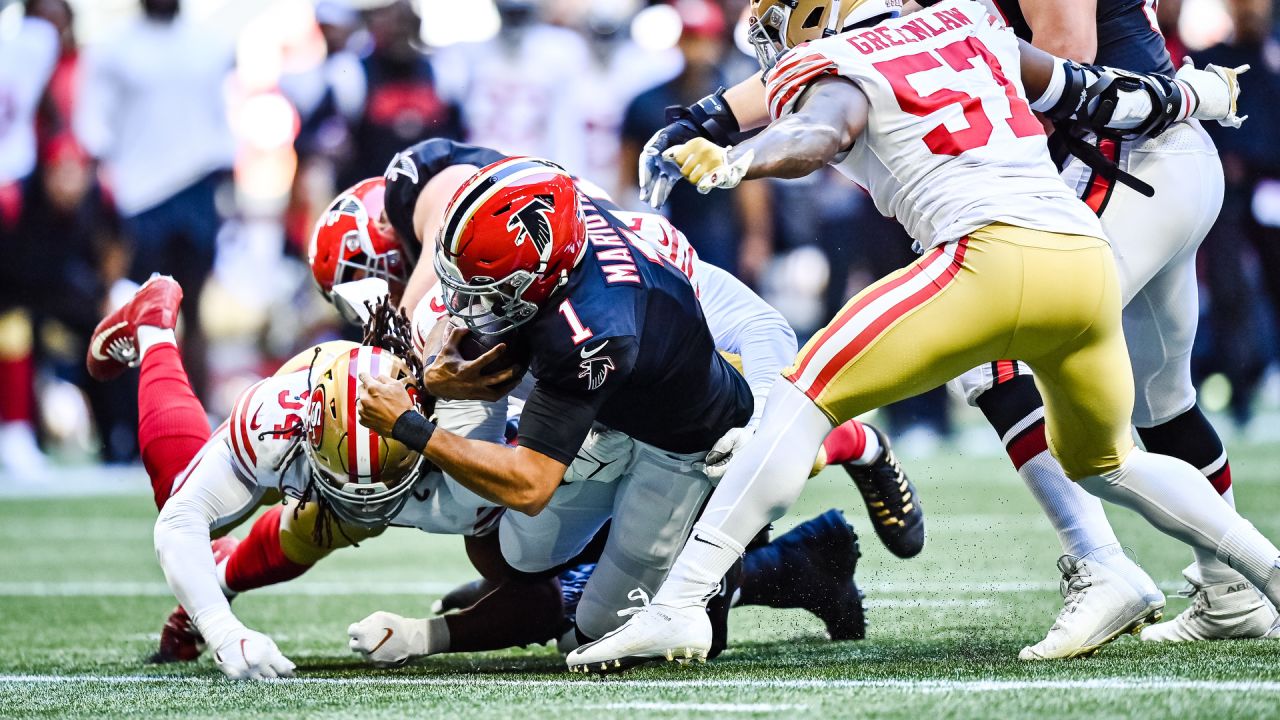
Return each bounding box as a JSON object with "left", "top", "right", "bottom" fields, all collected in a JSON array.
[
  {"left": 589, "top": 702, "right": 806, "bottom": 713},
  {"left": 0, "top": 580, "right": 1191, "bottom": 596},
  {"left": 0, "top": 674, "right": 1276, "bottom": 694}
]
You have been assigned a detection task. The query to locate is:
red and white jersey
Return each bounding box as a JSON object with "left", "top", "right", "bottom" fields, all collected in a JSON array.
[
  {"left": 764, "top": 0, "right": 1103, "bottom": 251},
  {"left": 213, "top": 370, "right": 499, "bottom": 537}
]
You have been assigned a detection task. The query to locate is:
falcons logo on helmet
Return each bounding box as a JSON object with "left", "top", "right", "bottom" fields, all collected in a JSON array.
[
  {"left": 385, "top": 151, "right": 419, "bottom": 185},
  {"left": 507, "top": 196, "right": 555, "bottom": 257},
  {"left": 579, "top": 356, "right": 615, "bottom": 391}
]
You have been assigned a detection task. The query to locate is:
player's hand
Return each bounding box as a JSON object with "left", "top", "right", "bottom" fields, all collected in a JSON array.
[
  {"left": 663, "top": 139, "right": 754, "bottom": 195},
  {"left": 1177, "top": 57, "right": 1250, "bottom": 128},
  {"left": 348, "top": 610, "right": 430, "bottom": 668},
  {"left": 639, "top": 120, "right": 702, "bottom": 208},
  {"left": 211, "top": 627, "right": 296, "bottom": 680},
  {"left": 357, "top": 372, "right": 416, "bottom": 437},
  {"left": 422, "top": 324, "right": 522, "bottom": 402},
  {"left": 696, "top": 426, "right": 754, "bottom": 481}
]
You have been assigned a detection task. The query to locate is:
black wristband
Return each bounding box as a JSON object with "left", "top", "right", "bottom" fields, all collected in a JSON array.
[{"left": 391, "top": 410, "right": 436, "bottom": 451}]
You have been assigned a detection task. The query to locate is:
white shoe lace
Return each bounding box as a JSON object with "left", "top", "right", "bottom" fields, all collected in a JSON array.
[
  {"left": 617, "top": 587, "right": 652, "bottom": 618},
  {"left": 1050, "top": 556, "right": 1092, "bottom": 631}
]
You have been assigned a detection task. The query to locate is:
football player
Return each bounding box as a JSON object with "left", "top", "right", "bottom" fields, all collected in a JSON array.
[
  {"left": 926, "top": 0, "right": 1274, "bottom": 651},
  {"left": 637, "top": 0, "right": 1265, "bottom": 657},
  {"left": 564, "top": 0, "right": 1274, "bottom": 672},
  {"left": 311, "top": 138, "right": 924, "bottom": 560},
  {"left": 88, "top": 284, "right": 861, "bottom": 678}
]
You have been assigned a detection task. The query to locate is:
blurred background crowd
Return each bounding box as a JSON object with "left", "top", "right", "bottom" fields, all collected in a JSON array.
[{"left": 0, "top": 0, "right": 1278, "bottom": 480}]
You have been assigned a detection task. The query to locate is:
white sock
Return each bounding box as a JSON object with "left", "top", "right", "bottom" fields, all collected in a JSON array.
[
  {"left": 425, "top": 616, "right": 450, "bottom": 655},
  {"left": 137, "top": 326, "right": 176, "bottom": 362},
  {"left": 846, "top": 422, "right": 881, "bottom": 467},
  {"left": 653, "top": 379, "right": 833, "bottom": 608},
  {"left": 1018, "top": 448, "right": 1120, "bottom": 557},
  {"left": 1079, "top": 449, "right": 1280, "bottom": 601}
]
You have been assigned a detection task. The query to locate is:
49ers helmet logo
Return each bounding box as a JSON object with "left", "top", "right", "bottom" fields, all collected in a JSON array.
[{"left": 506, "top": 196, "right": 555, "bottom": 257}]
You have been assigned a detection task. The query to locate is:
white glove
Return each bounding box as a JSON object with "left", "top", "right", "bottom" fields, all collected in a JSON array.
[
  {"left": 695, "top": 426, "right": 754, "bottom": 481},
  {"left": 210, "top": 627, "right": 296, "bottom": 680},
  {"left": 348, "top": 610, "right": 430, "bottom": 668},
  {"left": 662, "top": 139, "right": 755, "bottom": 195},
  {"left": 1176, "top": 57, "right": 1250, "bottom": 128}
]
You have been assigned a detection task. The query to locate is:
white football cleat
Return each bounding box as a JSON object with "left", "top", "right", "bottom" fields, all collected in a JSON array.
[
  {"left": 1140, "top": 565, "right": 1280, "bottom": 643},
  {"left": 566, "top": 594, "right": 712, "bottom": 674},
  {"left": 1019, "top": 546, "right": 1164, "bottom": 660}
]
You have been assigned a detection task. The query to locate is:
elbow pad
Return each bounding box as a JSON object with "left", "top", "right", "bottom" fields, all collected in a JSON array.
[
  {"left": 1045, "top": 61, "right": 1188, "bottom": 140},
  {"left": 666, "top": 87, "right": 742, "bottom": 146}
]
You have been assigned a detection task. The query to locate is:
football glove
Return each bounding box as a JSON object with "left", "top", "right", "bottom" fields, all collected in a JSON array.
[
  {"left": 696, "top": 426, "right": 754, "bottom": 481},
  {"left": 1176, "top": 57, "right": 1250, "bottom": 128},
  {"left": 663, "top": 139, "right": 755, "bottom": 195},
  {"left": 211, "top": 627, "right": 296, "bottom": 681},
  {"left": 639, "top": 88, "right": 740, "bottom": 208},
  {"left": 348, "top": 610, "right": 430, "bottom": 668}
]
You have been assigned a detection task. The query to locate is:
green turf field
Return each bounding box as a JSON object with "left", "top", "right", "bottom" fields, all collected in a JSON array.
[{"left": 3, "top": 443, "right": 1280, "bottom": 719}]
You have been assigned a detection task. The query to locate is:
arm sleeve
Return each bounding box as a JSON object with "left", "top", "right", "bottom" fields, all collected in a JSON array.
[
  {"left": 517, "top": 336, "right": 638, "bottom": 464},
  {"left": 153, "top": 438, "right": 263, "bottom": 647},
  {"left": 697, "top": 260, "right": 797, "bottom": 426}
]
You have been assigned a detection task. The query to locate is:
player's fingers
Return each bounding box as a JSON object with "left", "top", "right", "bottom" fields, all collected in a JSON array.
[
  {"left": 483, "top": 364, "right": 518, "bottom": 386},
  {"left": 468, "top": 342, "right": 508, "bottom": 371},
  {"left": 274, "top": 656, "right": 297, "bottom": 677}
]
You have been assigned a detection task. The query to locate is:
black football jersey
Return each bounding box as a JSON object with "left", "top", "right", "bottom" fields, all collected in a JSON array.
[
  {"left": 382, "top": 139, "right": 508, "bottom": 253},
  {"left": 515, "top": 196, "right": 753, "bottom": 463},
  {"left": 989, "top": 0, "right": 1174, "bottom": 75}
]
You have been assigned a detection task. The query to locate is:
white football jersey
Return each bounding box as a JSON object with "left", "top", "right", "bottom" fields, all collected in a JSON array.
[
  {"left": 221, "top": 371, "right": 499, "bottom": 537},
  {"left": 764, "top": 0, "right": 1104, "bottom": 251}
]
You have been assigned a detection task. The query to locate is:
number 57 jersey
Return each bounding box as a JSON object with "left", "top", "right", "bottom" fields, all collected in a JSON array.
[{"left": 765, "top": 0, "right": 1103, "bottom": 252}]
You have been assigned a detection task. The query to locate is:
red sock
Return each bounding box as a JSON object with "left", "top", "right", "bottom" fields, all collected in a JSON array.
[
  {"left": 823, "top": 419, "right": 869, "bottom": 465},
  {"left": 0, "top": 352, "right": 34, "bottom": 423},
  {"left": 138, "top": 343, "right": 211, "bottom": 509},
  {"left": 222, "top": 506, "right": 311, "bottom": 593}
]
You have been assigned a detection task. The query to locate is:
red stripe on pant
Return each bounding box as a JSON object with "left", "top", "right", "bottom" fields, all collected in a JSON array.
[
  {"left": 222, "top": 505, "right": 311, "bottom": 593},
  {"left": 995, "top": 360, "right": 1017, "bottom": 384},
  {"left": 801, "top": 240, "right": 968, "bottom": 399},
  {"left": 138, "top": 343, "right": 212, "bottom": 510},
  {"left": 789, "top": 244, "right": 952, "bottom": 384},
  {"left": 1083, "top": 139, "right": 1120, "bottom": 214}
]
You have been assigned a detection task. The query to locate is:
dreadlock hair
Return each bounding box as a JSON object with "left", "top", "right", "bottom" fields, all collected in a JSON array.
[{"left": 361, "top": 296, "right": 435, "bottom": 417}]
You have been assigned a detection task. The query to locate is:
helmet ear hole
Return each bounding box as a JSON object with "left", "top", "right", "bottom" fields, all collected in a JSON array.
[{"left": 802, "top": 6, "right": 823, "bottom": 27}]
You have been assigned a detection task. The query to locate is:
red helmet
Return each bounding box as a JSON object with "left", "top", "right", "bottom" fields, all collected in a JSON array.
[
  {"left": 308, "top": 178, "right": 410, "bottom": 301},
  {"left": 433, "top": 157, "right": 587, "bottom": 335}
]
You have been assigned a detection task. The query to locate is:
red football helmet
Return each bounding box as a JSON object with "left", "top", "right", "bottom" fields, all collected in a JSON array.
[
  {"left": 309, "top": 178, "right": 410, "bottom": 301},
  {"left": 434, "top": 157, "right": 587, "bottom": 335}
]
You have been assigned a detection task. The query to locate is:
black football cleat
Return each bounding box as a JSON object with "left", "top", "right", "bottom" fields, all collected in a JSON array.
[
  {"left": 840, "top": 424, "right": 925, "bottom": 558},
  {"left": 706, "top": 558, "right": 743, "bottom": 660},
  {"left": 741, "top": 509, "right": 865, "bottom": 641}
]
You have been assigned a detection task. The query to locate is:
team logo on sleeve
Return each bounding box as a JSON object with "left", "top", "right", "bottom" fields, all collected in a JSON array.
[
  {"left": 385, "top": 151, "right": 419, "bottom": 185},
  {"left": 507, "top": 196, "right": 555, "bottom": 256},
  {"left": 579, "top": 352, "right": 615, "bottom": 391}
]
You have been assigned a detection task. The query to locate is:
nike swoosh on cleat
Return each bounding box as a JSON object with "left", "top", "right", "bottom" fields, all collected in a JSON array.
[
  {"left": 370, "top": 627, "right": 395, "bottom": 654},
  {"left": 90, "top": 322, "right": 128, "bottom": 361},
  {"left": 580, "top": 340, "right": 609, "bottom": 358}
]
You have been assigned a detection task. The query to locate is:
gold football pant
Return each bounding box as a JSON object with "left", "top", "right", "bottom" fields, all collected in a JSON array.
[{"left": 786, "top": 223, "right": 1134, "bottom": 479}]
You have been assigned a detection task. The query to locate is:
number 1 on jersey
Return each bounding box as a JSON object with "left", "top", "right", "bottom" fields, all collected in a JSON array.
[
  {"left": 873, "top": 35, "right": 1042, "bottom": 156},
  {"left": 558, "top": 300, "right": 594, "bottom": 345}
]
